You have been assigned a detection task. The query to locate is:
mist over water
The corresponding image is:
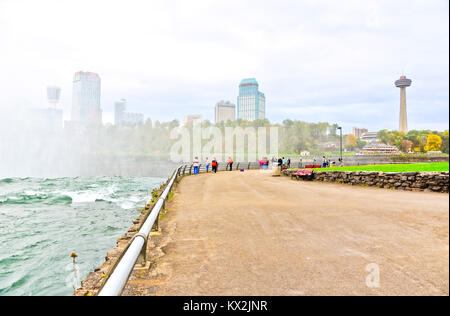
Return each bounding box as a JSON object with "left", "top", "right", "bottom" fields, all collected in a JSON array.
[
  {"left": 0, "top": 176, "right": 165, "bottom": 296},
  {"left": 0, "top": 103, "right": 176, "bottom": 295},
  {"left": 0, "top": 103, "right": 178, "bottom": 178}
]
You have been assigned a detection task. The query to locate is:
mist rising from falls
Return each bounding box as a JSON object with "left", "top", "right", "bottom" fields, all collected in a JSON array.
[{"left": 0, "top": 103, "right": 176, "bottom": 178}]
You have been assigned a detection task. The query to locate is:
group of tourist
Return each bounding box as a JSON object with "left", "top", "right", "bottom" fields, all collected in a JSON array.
[
  {"left": 192, "top": 156, "right": 293, "bottom": 174},
  {"left": 192, "top": 156, "right": 234, "bottom": 174},
  {"left": 322, "top": 156, "right": 344, "bottom": 167},
  {"left": 192, "top": 155, "right": 342, "bottom": 174},
  {"left": 265, "top": 156, "right": 291, "bottom": 170}
]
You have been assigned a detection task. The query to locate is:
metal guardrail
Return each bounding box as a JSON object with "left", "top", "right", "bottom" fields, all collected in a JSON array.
[
  {"left": 98, "top": 166, "right": 182, "bottom": 296},
  {"left": 98, "top": 162, "right": 261, "bottom": 296}
]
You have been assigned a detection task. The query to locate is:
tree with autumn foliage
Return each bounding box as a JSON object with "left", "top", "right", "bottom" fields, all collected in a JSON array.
[
  {"left": 345, "top": 134, "right": 357, "bottom": 151},
  {"left": 401, "top": 140, "right": 414, "bottom": 153},
  {"left": 424, "top": 134, "right": 443, "bottom": 152}
]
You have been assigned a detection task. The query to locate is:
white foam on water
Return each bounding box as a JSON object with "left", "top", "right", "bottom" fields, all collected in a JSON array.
[
  {"left": 66, "top": 191, "right": 102, "bottom": 203},
  {"left": 118, "top": 201, "right": 135, "bottom": 209}
]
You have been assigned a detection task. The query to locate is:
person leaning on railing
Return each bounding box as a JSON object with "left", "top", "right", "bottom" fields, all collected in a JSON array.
[
  {"left": 193, "top": 156, "right": 199, "bottom": 174},
  {"left": 204, "top": 157, "right": 210, "bottom": 173},
  {"left": 211, "top": 157, "right": 218, "bottom": 173},
  {"left": 227, "top": 157, "right": 233, "bottom": 171}
]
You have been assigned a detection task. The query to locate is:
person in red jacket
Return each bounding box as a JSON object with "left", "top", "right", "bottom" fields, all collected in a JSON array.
[
  {"left": 211, "top": 157, "right": 218, "bottom": 173},
  {"left": 227, "top": 157, "right": 233, "bottom": 171}
]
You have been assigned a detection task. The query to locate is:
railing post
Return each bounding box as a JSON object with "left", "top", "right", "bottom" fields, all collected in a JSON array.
[
  {"left": 152, "top": 212, "right": 160, "bottom": 232},
  {"left": 133, "top": 232, "right": 148, "bottom": 266}
]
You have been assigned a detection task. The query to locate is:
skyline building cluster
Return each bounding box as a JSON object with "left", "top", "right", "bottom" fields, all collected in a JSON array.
[
  {"left": 209, "top": 78, "right": 266, "bottom": 124},
  {"left": 37, "top": 73, "right": 414, "bottom": 133},
  {"left": 46, "top": 71, "right": 145, "bottom": 129},
  {"left": 187, "top": 78, "right": 267, "bottom": 125}
]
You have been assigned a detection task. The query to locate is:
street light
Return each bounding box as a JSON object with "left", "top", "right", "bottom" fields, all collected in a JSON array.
[{"left": 337, "top": 126, "right": 343, "bottom": 165}]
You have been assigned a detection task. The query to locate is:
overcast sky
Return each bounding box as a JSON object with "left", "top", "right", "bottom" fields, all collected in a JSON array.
[{"left": 0, "top": 0, "right": 448, "bottom": 133}]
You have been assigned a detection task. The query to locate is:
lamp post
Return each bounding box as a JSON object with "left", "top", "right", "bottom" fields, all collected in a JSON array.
[{"left": 337, "top": 126, "right": 343, "bottom": 165}]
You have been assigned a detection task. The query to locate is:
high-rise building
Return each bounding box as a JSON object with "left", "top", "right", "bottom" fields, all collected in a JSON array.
[
  {"left": 47, "top": 86, "right": 61, "bottom": 108},
  {"left": 114, "top": 99, "right": 126, "bottom": 125},
  {"left": 26, "top": 86, "right": 64, "bottom": 132},
  {"left": 215, "top": 101, "right": 235, "bottom": 123},
  {"left": 237, "top": 78, "right": 265, "bottom": 121},
  {"left": 183, "top": 114, "right": 203, "bottom": 126},
  {"left": 353, "top": 127, "right": 368, "bottom": 139},
  {"left": 71, "top": 71, "right": 102, "bottom": 125},
  {"left": 395, "top": 75, "right": 412, "bottom": 134},
  {"left": 114, "top": 99, "right": 144, "bottom": 126},
  {"left": 360, "top": 132, "right": 379, "bottom": 142}
]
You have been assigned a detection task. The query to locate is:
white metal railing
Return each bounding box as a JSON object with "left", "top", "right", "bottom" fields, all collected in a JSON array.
[
  {"left": 98, "top": 166, "right": 182, "bottom": 296},
  {"left": 98, "top": 162, "right": 260, "bottom": 295}
]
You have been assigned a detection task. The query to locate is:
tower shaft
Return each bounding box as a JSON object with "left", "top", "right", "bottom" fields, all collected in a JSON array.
[{"left": 399, "top": 87, "right": 408, "bottom": 133}]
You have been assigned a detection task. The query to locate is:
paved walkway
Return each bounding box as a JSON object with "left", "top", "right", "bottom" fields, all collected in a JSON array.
[{"left": 124, "top": 170, "right": 449, "bottom": 296}]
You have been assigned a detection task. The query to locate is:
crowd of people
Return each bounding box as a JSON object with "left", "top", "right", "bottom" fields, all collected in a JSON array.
[
  {"left": 321, "top": 156, "right": 344, "bottom": 167},
  {"left": 260, "top": 156, "right": 291, "bottom": 170},
  {"left": 191, "top": 155, "right": 342, "bottom": 174},
  {"left": 191, "top": 156, "right": 292, "bottom": 174},
  {"left": 192, "top": 156, "right": 233, "bottom": 174}
]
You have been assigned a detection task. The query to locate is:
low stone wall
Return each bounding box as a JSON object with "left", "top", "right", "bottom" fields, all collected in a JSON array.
[
  {"left": 290, "top": 155, "right": 449, "bottom": 167},
  {"left": 285, "top": 170, "right": 449, "bottom": 193}
]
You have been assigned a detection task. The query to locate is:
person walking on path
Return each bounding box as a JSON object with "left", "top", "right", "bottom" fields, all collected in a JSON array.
[
  {"left": 263, "top": 157, "right": 269, "bottom": 170},
  {"left": 287, "top": 158, "right": 291, "bottom": 169},
  {"left": 322, "top": 156, "right": 327, "bottom": 168},
  {"left": 204, "top": 157, "right": 210, "bottom": 173},
  {"left": 211, "top": 157, "right": 218, "bottom": 173},
  {"left": 193, "top": 156, "right": 199, "bottom": 174},
  {"left": 227, "top": 156, "right": 233, "bottom": 171},
  {"left": 271, "top": 156, "right": 277, "bottom": 169}
]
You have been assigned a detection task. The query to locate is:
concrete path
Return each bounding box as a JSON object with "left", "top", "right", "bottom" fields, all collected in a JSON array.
[{"left": 124, "top": 170, "right": 449, "bottom": 296}]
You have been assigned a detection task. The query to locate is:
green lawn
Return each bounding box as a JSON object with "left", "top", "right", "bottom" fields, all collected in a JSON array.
[{"left": 300, "top": 162, "right": 449, "bottom": 172}]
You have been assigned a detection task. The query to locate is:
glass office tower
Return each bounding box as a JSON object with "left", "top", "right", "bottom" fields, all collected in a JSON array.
[
  {"left": 237, "top": 78, "right": 265, "bottom": 121},
  {"left": 71, "top": 71, "right": 102, "bottom": 125}
]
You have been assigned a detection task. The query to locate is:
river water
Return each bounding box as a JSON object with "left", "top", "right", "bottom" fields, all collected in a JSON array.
[{"left": 0, "top": 176, "right": 165, "bottom": 296}]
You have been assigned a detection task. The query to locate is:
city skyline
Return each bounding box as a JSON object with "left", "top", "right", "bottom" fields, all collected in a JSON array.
[
  {"left": 0, "top": 0, "right": 448, "bottom": 133},
  {"left": 31, "top": 70, "right": 447, "bottom": 134}
]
